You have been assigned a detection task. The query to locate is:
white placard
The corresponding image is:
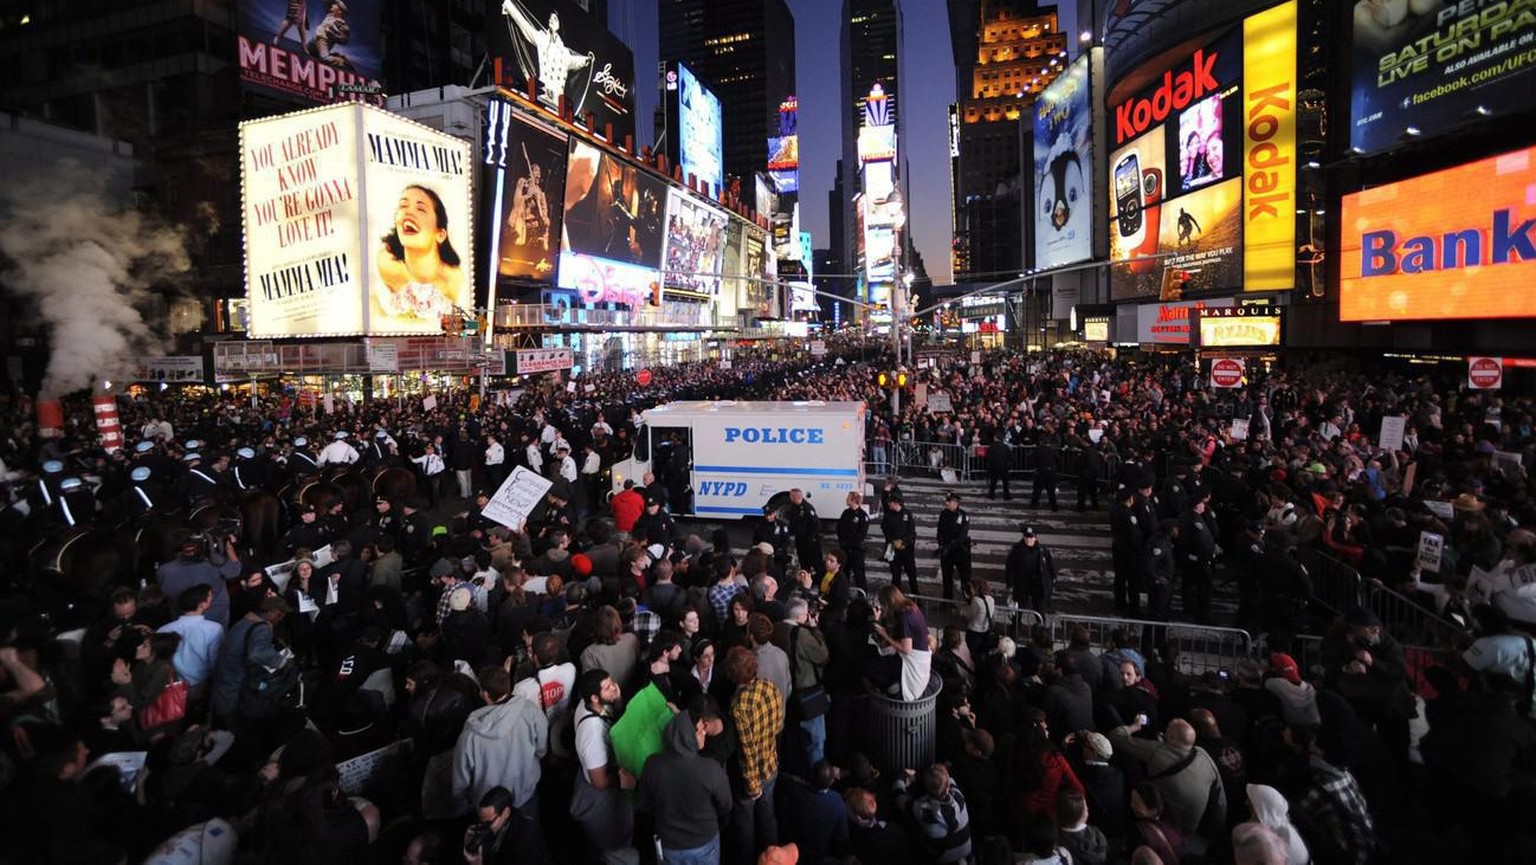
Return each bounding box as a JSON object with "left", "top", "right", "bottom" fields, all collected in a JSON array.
[
  {"left": 810, "top": 340, "right": 827, "bottom": 356},
  {"left": 336, "top": 740, "right": 407, "bottom": 796},
  {"left": 1494, "top": 450, "right": 1525, "bottom": 477},
  {"left": 970, "top": 351, "right": 982, "bottom": 364},
  {"left": 421, "top": 394, "right": 438, "bottom": 412},
  {"left": 927, "top": 393, "right": 954, "bottom": 414},
  {"left": 584, "top": 384, "right": 596, "bottom": 393},
  {"left": 480, "top": 465, "right": 553, "bottom": 530},
  {"left": 87, "top": 751, "right": 148, "bottom": 794},
  {"left": 1417, "top": 531, "right": 1444, "bottom": 573},
  {"left": 1088, "top": 428, "right": 1104, "bottom": 444},
  {"left": 1378, "top": 416, "right": 1406, "bottom": 452},
  {"left": 914, "top": 382, "right": 928, "bottom": 406},
  {"left": 366, "top": 342, "right": 399, "bottom": 373},
  {"left": 1229, "top": 418, "right": 1250, "bottom": 441},
  {"left": 1423, "top": 500, "right": 1453, "bottom": 520},
  {"left": 322, "top": 394, "right": 335, "bottom": 415},
  {"left": 566, "top": 381, "right": 577, "bottom": 393},
  {"left": 720, "top": 358, "right": 732, "bottom": 370}
]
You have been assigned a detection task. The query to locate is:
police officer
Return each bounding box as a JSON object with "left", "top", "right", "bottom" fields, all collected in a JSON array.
[
  {"left": 364, "top": 430, "right": 393, "bottom": 468},
  {"left": 936, "top": 492, "right": 972, "bottom": 600},
  {"left": 1177, "top": 494, "right": 1219, "bottom": 623},
  {"left": 753, "top": 505, "right": 794, "bottom": 575},
  {"left": 1109, "top": 485, "right": 1145, "bottom": 614},
  {"left": 1031, "top": 434, "right": 1062, "bottom": 511},
  {"left": 1144, "top": 518, "right": 1179, "bottom": 622},
  {"left": 1228, "top": 519, "right": 1268, "bottom": 629},
  {"left": 370, "top": 495, "right": 401, "bottom": 545},
  {"left": 29, "top": 459, "right": 67, "bottom": 513},
  {"left": 121, "top": 466, "right": 165, "bottom": 522},
  {"left": 985, "top": 435, "right": 1012, "bottom": 501},
  {"left": 399, "top": 497, "right": 432, "bottom": 565},
  {"left": 1075, "top": 437, "right": 1103, "bottom": 512},
  {"left": 175, "top": 452, "right": 222, "bottom": 506},
  {"left": 55, "top": 476, "right": 98, "bottom": 530},
  {"left": 318, "top": 430, "right": 360, "bottom": 467},
  {"left": 287, "top": 436, "right": 320, "bottom": 481},
  {"left": 881, "top": 493, "right": 919, "bottom": 595},
  {"left": 1005, "top": 524, "right": 1057, "bottom": 612},
  {"left": 283, "top": 503, "right": 331, "bottom": 556},
  {"left": 836, "top": 491, "right": 870, "bottom": 590},
  {"left": 785, "top": 488, "right": 822, "bottom": 573},
  {"left": 231, "top": 447, "right": 269, "bottom": 493}
]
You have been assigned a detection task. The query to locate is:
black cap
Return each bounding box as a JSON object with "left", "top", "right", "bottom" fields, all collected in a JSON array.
[
  {"left": 375, "top": 495, "right": 390, "bottom": 505},
  {"left": 945, "top": 491, "right": 961, "bottom": 502},
  {"left": 475, "top": 489, "right": 490, "bottom": 499},
  {"left": 1020, "top": 524, "right": 1036, "bottom": 537},
  {"left": 299, "top": 503, "right": 317, "bottom": 514}
]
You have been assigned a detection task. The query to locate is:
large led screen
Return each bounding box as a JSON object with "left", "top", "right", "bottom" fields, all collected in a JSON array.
[
  {"left": 1034, "top": 54, "right": 1093, "bottom": 271},
  {"left": 483, "top": 99, "right": 567, "bottom": 282},
  {"left": 1107, "top": 0, "right": 1297, "bottom": 299},
  {"left": 1339, "top": 145, "right": 1536, "bottom": 322},
  {"left": 672, "top": 63, "right": 724, "bottom": 196},
  {"left": 661, "top": 189, "right": 729, "bottom": 296},
  {"left": 241, "top": 103, "right": 473, "bottom": 337},
  {"left": 1350, "top": 1, "right": 1536, "bottom": 155},
  {"left": 490, "top": 0, "right": 637, "bottom": 145},
  {"left": 558, "top": 139, "right": 665, "bottom": 307},
  {"left": 237, "top": 0, "right": 385, "bottom": 106}
]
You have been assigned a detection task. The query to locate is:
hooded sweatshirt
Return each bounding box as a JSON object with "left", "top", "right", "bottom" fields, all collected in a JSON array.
[
  {"left": 638, "top": 711, "right": 732, "bottom": 850},
  {"left": 1247, "top": 783, "right": 1311, "bottom": 865},
  {"left": 1264, "top": 676, "right": 1322, "bottom": 726},
  {"left": 451, "top": 695, "right": 549, "bottom": 811}
]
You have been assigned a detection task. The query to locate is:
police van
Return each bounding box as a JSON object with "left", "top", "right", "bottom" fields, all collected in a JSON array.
[{"left": 612, "top": 400, "right": 865, "bottom": 519}]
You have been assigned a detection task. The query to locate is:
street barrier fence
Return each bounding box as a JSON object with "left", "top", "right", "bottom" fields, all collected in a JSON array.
[{"left": 866, "top": 439, "right": 1121, "bottom": 492}]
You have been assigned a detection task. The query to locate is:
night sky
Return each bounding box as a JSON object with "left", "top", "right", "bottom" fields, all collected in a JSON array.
[{"left": 613, "top": 1, "right": 1079, "bottom": 286}]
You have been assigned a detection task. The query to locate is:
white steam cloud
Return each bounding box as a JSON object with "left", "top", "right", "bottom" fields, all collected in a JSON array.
[{"left": 0, "top": 163, "right": 190, "bottom": 397}]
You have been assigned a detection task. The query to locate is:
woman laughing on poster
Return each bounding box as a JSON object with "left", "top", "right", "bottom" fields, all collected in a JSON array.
[{"left": 376, "top": 184, "right": 464, "bottom": 321}]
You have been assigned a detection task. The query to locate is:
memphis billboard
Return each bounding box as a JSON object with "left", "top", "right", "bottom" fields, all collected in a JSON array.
[
  {"left": 1107, "top": 0, "right": 1297, "bottom": 300},
  {"left": 241, "top": 103, "right": 473, "bottom": 337},
  {"left": 237, "top": 0, "right": 385, "bottom": 105}
]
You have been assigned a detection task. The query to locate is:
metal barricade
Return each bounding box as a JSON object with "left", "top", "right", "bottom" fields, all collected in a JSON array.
[
  {"left": 1048, "top": 613, "right": 1255, "bottom": 677},
  {"left": 866, "top": 440, "right": 971, "bottom": 481},
  {"left": 1292, "top": 546, "right": 1365, "bottom": 616},
  {"left": 1290, "top": 634, "right": 1463, "bottom": 700},
  {"left": 1364, "top": 582, "right": 1469, "bottom": 651},
  {"left": 910, "top": 593, "right": 1046, "bottom": 643}
]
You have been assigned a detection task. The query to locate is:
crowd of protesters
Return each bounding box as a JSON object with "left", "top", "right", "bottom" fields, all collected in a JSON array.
[{"left": 0, "top": 341, "right": 1534, "bottom": 865}]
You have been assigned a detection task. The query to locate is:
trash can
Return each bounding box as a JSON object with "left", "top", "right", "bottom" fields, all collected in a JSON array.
[{"left": 866, "top": 672, "right": 942, "bottom": 775}]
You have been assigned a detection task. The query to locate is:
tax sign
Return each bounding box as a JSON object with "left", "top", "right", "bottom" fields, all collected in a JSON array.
[
  {"left": 1468, "top": 356, "right": 1504, "bottom": 390},
  {"left": 1210, "top": 357, "right": 1246, "bottom": 388}
]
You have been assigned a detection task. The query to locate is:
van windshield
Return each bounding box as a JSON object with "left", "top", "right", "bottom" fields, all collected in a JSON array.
[{"left": 634, "top": 425, "right": 649, "bottom": 461}]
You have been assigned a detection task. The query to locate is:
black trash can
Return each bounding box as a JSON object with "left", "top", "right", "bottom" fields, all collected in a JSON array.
[{"left": 866, "top": 671, "right": 942, "bottom": 775}]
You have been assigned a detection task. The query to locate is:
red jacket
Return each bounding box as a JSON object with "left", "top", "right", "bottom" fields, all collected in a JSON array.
[{"left": 611, "top": 489, "right": 644, "bottom": 532}]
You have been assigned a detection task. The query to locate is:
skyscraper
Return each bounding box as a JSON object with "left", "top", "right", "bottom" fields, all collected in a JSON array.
[
  {"left": 658, "top": 0, "right": 796, "bottom": 186},
  {"left": 950, "top": 1, "right": 1067, "bottom": 280}
]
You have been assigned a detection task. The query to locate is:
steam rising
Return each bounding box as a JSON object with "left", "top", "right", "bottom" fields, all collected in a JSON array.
[{"left": 0, "top": 163, "right": 190, "bottom": 397}]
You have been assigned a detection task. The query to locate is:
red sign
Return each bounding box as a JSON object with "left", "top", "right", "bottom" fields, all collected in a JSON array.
[
  {"left": 1468, "top": 356, "right": 1504, "bottom": 389},
  {"left": 1210, "top": 357, "right": 1246, "bottom": 388},
  {"left": 636, "top": 369, "right": 654, "bottom": 387}
]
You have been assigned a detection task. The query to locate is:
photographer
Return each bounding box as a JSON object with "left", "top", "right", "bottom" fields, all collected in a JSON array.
[
  {"left": 462, "top": 785, "right": 518, "bottom": 865},
  {"left": 157, "top": 533, "right": 242, "bottom": 628}
]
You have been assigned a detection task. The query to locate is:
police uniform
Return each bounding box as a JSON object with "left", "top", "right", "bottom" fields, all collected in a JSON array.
[
  {"left": 936, "top": 493, "right": 972, "bottom": 599},
  {"left": 1005, "top": 526, "right": 1057, "bottom": 612},
  {"left": 1143, "top": 520, "right": 1178, "bottom": 621},
  {"left": 881, "top": 500, "right": 919, "bottom": 594},
  {"left": 752, "top": 510, "right": 793, "bottom": 573},
  {"left": 283, "top": 507, "right": 332, "bottom": 556},
  {"left": 837, "top": 503, "right": 870, "bottom": 589},
  {"left": 785, "top": 495, "right": 822, "bottom": 572},
  {"left": 175, "top": 454, "right": 223, "bottom": 506},
  {"left": 399, "top": 499, "right": 432, "bottom": 565},
  {"left": 1109, "top": 488, "right": 1145, "bottom": 613},
  {"left": 121, "top": 466, "right": 166, "bottom": 522},
  {"left": 287, "top": 438, "right": 321, "bottom": 480},
  {"left": 230, "top": 448, "right": 270, "bottom": 492},
  {"left": 54, "top": 477, "right": 99, "bottom": 530},
  {"left": 1177, "top": 501, "right": 1218, "bottom": 623}
]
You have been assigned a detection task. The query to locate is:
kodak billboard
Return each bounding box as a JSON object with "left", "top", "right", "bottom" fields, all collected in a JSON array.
[{"left": 1107, "top": 1, "right": 1297, "bottom": 300}]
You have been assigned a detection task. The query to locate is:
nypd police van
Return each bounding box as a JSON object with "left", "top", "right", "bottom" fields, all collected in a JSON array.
[{"left": 612, "top": 400, "right": 865, "bottom": 519}]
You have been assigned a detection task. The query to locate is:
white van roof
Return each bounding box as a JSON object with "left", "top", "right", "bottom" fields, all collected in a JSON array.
[{"left": 641, "top": 400, "right": 864, "bottom": 419}]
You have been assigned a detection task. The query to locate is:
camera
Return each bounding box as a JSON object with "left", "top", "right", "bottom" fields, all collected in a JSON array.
[{"left": 465, "top": 821, "right": 496, "bottom": 856}]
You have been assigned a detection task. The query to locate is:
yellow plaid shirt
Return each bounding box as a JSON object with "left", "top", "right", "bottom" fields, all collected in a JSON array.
[{"left": 731, "top": 678, "right": 784, "bottom": 797}]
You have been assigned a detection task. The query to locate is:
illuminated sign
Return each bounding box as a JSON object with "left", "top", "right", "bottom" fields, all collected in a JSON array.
[
  {"left": 1135, "top": 298, "right": 1235, "bottom": 344},
  {"left": 1108, "top": 1, "right": 1296, "bottom": 300},
  {"left": 483, "top": 99, "right": 568, "bottom": 284},
  {"left": 672, "top": 63, "right": 723, "bottom": 195},
  {"left": 557, "top": 139, "right": 666, "bottom": 306},
  {"left": 241, "top": 103, "right": 474, "bottom": 337},
  {"left": 236, "top": 1, "right": 385, "bottom": 106},
  {"left": 661, "top": 188, "right": 730, "bottom": 296},
  {"left": 1083, "top": 320, "right": 1110, "bottom": 342},
  {"left": 1034, "top": 55, "right": 1093, "bottom": 271},
  {"left": 767, "top": 96, "right": 799, "bottom": 193},
  {"left": 1351, "top": 0, "right": 1536, "bottom": 154},
  {"left": 490, "top": 0, "right": 636, "bottom": 144},
  {"left": 1193, "top": 304, "right": 1283, "bottom": 347},
  {"left": 859, "top": 126, "right": 897, "bottom": 164},
  {"left": 1340, "top": 145, "right": 1536, "bottom": 322}
]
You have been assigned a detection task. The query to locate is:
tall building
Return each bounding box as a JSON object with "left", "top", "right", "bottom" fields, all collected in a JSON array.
[
  {"left": 950, "top": 1, "right": 1067, "bottom": 280},
  {"left": 380, "top": 2, "right": 486, "bottom": 94},
  {"left": 658, "top": 0, "right": 796, "bottom": 186}
]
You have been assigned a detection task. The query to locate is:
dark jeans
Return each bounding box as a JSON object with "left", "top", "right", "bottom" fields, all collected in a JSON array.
[
  {"left": 844, "top": 545, "right": 868, "bottom": 590},
  {"left": 731, "top": 775, "right": 777, "bottom": 865}
]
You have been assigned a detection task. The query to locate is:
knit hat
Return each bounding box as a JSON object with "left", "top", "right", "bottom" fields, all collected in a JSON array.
[
  {"left": 1083, "top": 731, "right": 1114, "bottom": 762},
  {"left": 571, "top": 553, "right": 593, "bottom": 577},
  {"left": 448, "top": 586, "right": 473, "bottom": 612},
  {"left": 1270, "top": 652, "right": 1301, "bottom": 686}
]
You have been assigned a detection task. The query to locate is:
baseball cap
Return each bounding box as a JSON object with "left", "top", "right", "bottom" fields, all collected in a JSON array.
[
  {"left": 334, "top": 431, "right": 349, "bottom": 440},
  {"left": 374, "top": 495, "right": 390, "bottom": 505},
  {"left": 945, "top": 491, "right": 961, "bottom": 502},
  {"left": 184, "top": 440, "right": 202, "bottom": 450},
  {"left": 1020, "top": 524, "right": 1037, "bottom": 537},
  {"left": 431, "top": 525, "right": 449, "bottom": 537},
  {"left": 1270, "top": 652, "right": 1301, "bottom": 686},
  {"left": 1082, "top": 731, "right": 1113, "bottom": 762},
  {"left": 59, "top": 477, "right": 82, "bottom": 491}
]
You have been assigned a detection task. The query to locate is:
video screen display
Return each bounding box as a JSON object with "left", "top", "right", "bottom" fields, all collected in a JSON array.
[
  {"left": 557, "top": 139, "right": 665, "bottom": 306},
  {"left": 1033, "top": 54, "right": 1093, "bottom": 271},
  {"left": 661, "top": 189, "right": 729, "bottom": 296},
  {"left": 483, "top": 99, "right": 568, "bottom": 282}
]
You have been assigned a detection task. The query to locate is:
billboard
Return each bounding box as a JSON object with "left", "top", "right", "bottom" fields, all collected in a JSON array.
[
  {"left": 241, "top": 103, "right": 474, "bottom": 337},
  {"left": 490, "top": 0, "right": 637, "bottom": 145},
  {"left": 1107, "top": 1, "right": 1297, "bottom": 299},
  {"left": 1340, "top": 145, "right": 1536, "bottom": 322},
  {"left": 237, "top": 0, "right": 385, "bottom": 106},
  {"left": 1350, "top": 1, "right": 1536, "bottom": 154},
  {"left": 1135, "top": 297, "right": 1235, "bottom": 344},
  {"left": 1033, "top": 54, "right": 1093, "bottom": 271},
  {"left": 558, "top": 139, "right": 666, "bottom": 307},
  {"left": 661, "top": 189, "right": 730, "bottom": 296},
  {"left": 772, "top": 203, "right": 801, "bottom": 263},
  {"left": 668, "top": 63, "right": 724, "bottom": 196},
  {"left": 483, "top": 99, "right": 568, "bottom": 283},
  {"left": 768, "top": 97, "right": 799, "bottom": 194},
  {"left": 1193, "top": 304, "right": 1284, "bottom": 347},
  {"left": 859, "top": 126, "right": 897, "bottom": 164}
]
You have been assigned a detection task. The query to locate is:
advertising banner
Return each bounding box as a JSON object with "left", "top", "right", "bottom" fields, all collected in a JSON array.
[
  {"left": 132, "top": 357, "right": 207, "bottom": 384},
  {"left": 1033, "top": 55, "right": 1093, "bottom": 271},
  {"left": 661, "top": 189, "right": 730, "bottom": 296},
  {"left": 1193, "top": 304, "right": 1284, "bottom": 347},
  {"left": 1350, "top": 1, "right": 1536, "bottom": 154},
  {"left": 558, "top": 139, "right": 665, "bottom": 306},
  {"left": 1340, "top": 145, "right": 1536, "bottom": 322},
  {"left": 241, "top": 103, "right": 474, "bottom": 337},
  {"left": 514, "top": 347, "right": 574, "bottom": 374},
  {"left": 768, "top": 97, "right": 799, "bottom": 194},
  {"left": 1108, "top": 2, "right": 1298, "bottom": 299},
  {"left": 670, "top": 63, "right": 724, "bottom": 196},
  {"left": 237, "top": 0, "right": 385, "bottom": 106},
  {"left": 490, "top": 0, "right": 636, "bottom": 144},
  {"left": 1135, "top": 298, "right": 1235, "bottom": 344},
  {"left": 484, "top": 99, "right": 567, "bottom": 283}
]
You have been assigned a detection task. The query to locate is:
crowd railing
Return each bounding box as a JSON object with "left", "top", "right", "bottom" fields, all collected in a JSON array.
[
  {"left": 865, "top": 439, "right": 1121, "bottom": 492},
  {"left": 910, "top": 593, "right": 1046, "bottom": 642},
  {"left": 1048, "top": 613, "right": 1256, "bottom": 677}
]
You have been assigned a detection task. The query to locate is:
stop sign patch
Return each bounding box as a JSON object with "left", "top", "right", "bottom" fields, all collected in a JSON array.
[
  {"left": 1210, "top": 357, "right": 1245, "bottom": 388},
  {"left": 1467, "top": 357, "right": 1503, "bottom": 389}
]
